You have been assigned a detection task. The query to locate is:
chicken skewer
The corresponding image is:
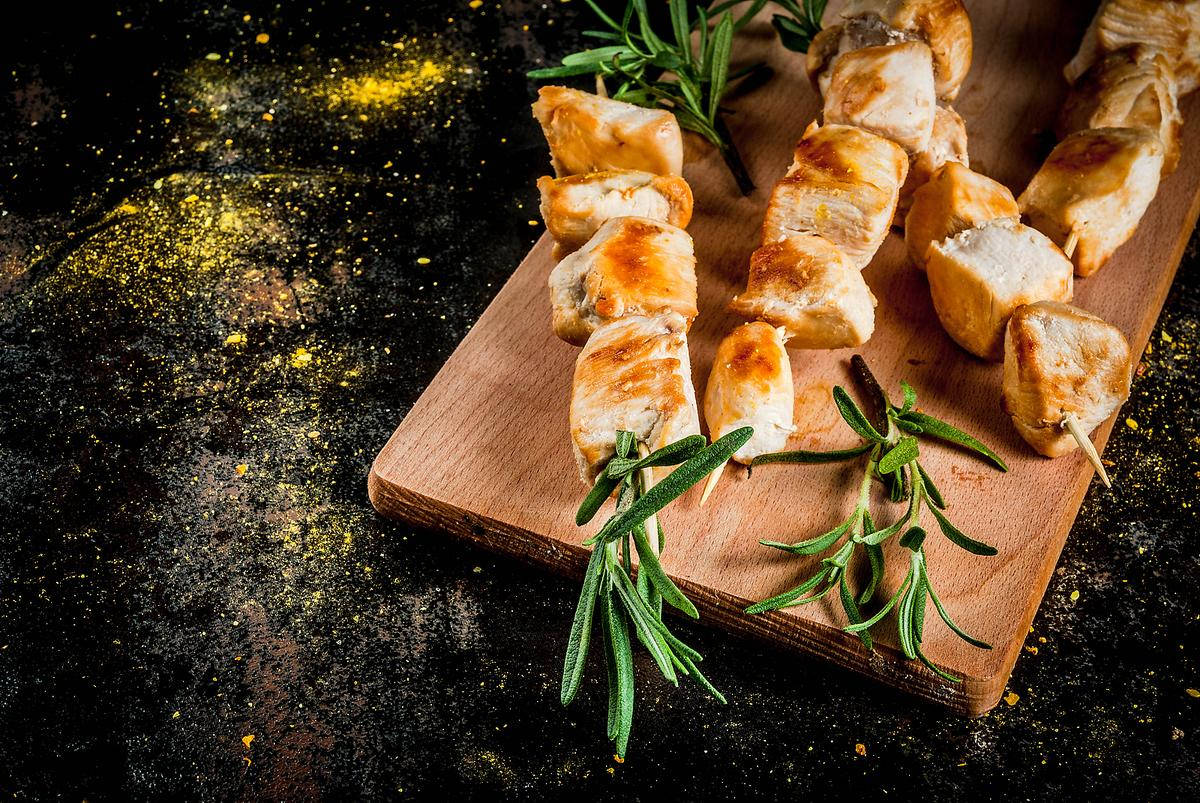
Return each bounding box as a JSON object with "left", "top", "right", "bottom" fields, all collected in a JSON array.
[
  {"left": 702, "top": 2, "right": 974, "bottom": 504},
  {"left": 700, "top": 121, "right": 904, "bottom": 504},
  {"left": 1002, "top": 301, "right": 1133, "bottom": 486},
  {"left": 532, "top": 85, "right": 751, "bottom": 756}
]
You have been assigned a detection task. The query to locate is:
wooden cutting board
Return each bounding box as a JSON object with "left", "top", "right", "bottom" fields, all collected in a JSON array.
[{"left": 369, "top": 1, "right": 1200, "bottom": 715}]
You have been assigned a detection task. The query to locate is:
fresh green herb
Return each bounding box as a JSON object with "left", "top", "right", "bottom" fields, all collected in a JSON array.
[
  {"left": 770, "top": 0, "right": 828, "bottom": 53},
  {"left": 745, "top": 356, "right": 1004, "bottom": 681},
  {"left": 529, "top": 0, "right": 768, "bottom": 194},
  {"left": 562, "top": 426, "right": 753, "bottom": 757}
]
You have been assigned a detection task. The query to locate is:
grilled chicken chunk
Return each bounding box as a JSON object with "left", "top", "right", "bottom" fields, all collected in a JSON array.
[
  {"left": 703, "top": 322, "right": 795, "bottom": 464},
  {"left": 730, "top": 235, "right": 877, "bottom": 349},
  {"left": 823, "top": 41, "right": 937, "bottom": 152},
  {"left": 896, "top": 104, "right": 969, "bottom": 220},
  {"left": 537, "top": 171, "right": 694, "bottom": 259},
  {"left": 1002, "top": 301, "right": 1133, "bottom": 457},
  {"left": 761, "top": 122, "right": 908, "bottom": 269},
  {"left": 549, "top": 217, "right": 698, "bottom": 347},
  {"left": 904, "top": 162, "right": 1019, "bottom": 271},
  {"left": 1065, "top": 0, "right": 1200, "bottom": 95},
  {"left": 1058, "top": 45, "right": 1183, "bottom": 175},
  {"left": 1018, "top": 127, "right": 1164, "bottom": 277},
  {"left": 532, "top": 86, "right": 684, "bottom": 177},
  {"left": 570, "top": 313, "right": 701, "bottom": 484},
  {"left": 926, "top": 218, "right": 1073, "bottom": 360},
  {"left": 808, "top": 0, "right": 973, "bottom": 102}
]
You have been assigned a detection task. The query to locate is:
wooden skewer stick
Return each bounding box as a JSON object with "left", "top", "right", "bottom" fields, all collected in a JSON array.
[
  {"left": 1062, "top": 411, "right": 1111, "bottom": 488},
  {"left": 637, "top": 444, "right": 660, "bottom": 552},
  {"left": 698, "top": 459, "right": 729, "bottom": 507},
  {"left": 595, "top": 74, "right": 608, "bottom": 98},
  {"left": 1063, "top": 227, "right": 1080, "bottom": 260}
]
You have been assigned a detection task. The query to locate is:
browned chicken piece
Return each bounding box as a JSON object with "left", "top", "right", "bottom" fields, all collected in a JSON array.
[
  {"left": 730, "top": 235, "right": 877, "bottom": 349},
  {"left": 549, "top": 216, "right": 697, "bottom": 347},
  {"left": 537, "top": 171, "right": 694, "bottom": 259},
  {"left": 703, "top": 322, "right": 795, "bottom": 464},
  {"left": 1003, "top": 301, "right": 1132, "bottom": 457},
  {"left": 761, "top": 122, "right": 908, "bottom": 269},
  {"left": 1065, "top": 0, "right": 1200, "bottom": 94},
  {"left": 823, "top": 41, "right": 937, "bottom": 152},
  {"left": 807, "top": 0, "right": 973, "bottom": 102},
  {"left": 531, "top": 86, "right": 684, "bottom": 177},
  {"left": 1058, "top": 45, "right": 1183, "bottom": 175},
  {"left": 1018, "top": 127, "right": 1164, "bottom": 277},
  {"left": 904, "top": 162, "right": 1019, "bottom": 271},
  {"left": 570, "top": 312, "right": 701, "bottom": 484},
  {"left": 895, "top": 104, "right": 969, "bottom": 222},
  {"left": 926, "top": 218, "right": 1073, "bottom": 360}
]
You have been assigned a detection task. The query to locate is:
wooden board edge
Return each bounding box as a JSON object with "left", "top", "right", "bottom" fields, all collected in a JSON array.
[{"left": 368, "top": 462, "right": 1021, "bottom": 717}]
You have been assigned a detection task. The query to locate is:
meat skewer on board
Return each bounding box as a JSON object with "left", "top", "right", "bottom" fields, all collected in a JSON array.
[
  {"left": 1017, "top": 126, "right": 1164, "bottom": 277},
  {"left": 805, "top": 0, "right": 974, "bottom": 219},
  {"left": 530, "top": 83, "right": 754, "bottom": 757},
  {"left": 1058, "top": 44, "right": 1183, "bottom": 175},
  {"left": 1065, "top": 0, "right": 1200, "bottom": 96},
  {"left": 1002, "top": 302, "right": 1134, "bottom": 486}
]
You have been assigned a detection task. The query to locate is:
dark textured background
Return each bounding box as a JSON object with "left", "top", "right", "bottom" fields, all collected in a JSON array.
[{"left": 0, "top": 1, "right": 1197, "bottom": 800}]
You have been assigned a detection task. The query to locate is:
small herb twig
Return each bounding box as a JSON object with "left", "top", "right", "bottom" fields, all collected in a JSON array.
[
  {"left": 745, "top": 356, "right": 1004, "bottom": 682},
  {"left": 769, "top": 0, "right": 828, "bottom": 53},
  {"left": 529, "top": 0, "right": 767, "bottom": 194},
  {"left": 562, "top": 426, "right": 753, "bottom": 757}
]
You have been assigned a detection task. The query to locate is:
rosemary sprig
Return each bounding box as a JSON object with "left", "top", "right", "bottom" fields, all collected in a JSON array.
[
  {"left": 769, "top": 0, "right": 828, "bottom": 53},
  {"left": 528, "top": 0, "right": 767, "bottom": 194},
  {"left": 745, "top": 356, "right": 1005, "bottom": 681},
  {"left": 562, "top": 426, "right": 753, "bottom": 757}
]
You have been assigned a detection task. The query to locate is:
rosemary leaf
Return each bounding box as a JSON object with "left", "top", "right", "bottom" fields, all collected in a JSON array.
[
  {"left": 610, "top": 562, "right": 679, "bottom": 683},
  {"left": 844, "top": 570, "right": 910, "bottom": 633},
  {"left": 576, "top": 473, "right": 620, "bottom": 526},
  {"left": 749, "top": 442, "right": 872, "bottom": 466},
  {"left": 839, "top": 572, "right": 873, "bottom": 651},
  {"left": 631, "top": 520, "right": 699, "bottom": 618},
  {"left": 833, "top": 386, "right": 885, "bottom": 442},
  {"left": 916, "top": 461, "right": 945, "bottom": 509},
  {"left": 744, "top": 568, "right": 831, "bottom": 614},
  {"left": 605, "top": 587, "right": 636, "bottom": 756},
  {"left": 561, "top": 545, "right": 605, "bottom": 706},
  {"left": 599, "top": 589, "right": 618, "bottom": 740},
  {"left": 877, "top": 436, "right": 919, "bottom": 475},
  {"left": 860, "top": 541, "right": 885, "bottom": 606},
  {"left": 922, "top": 561, "right": 992, "bottom": 650},
  {"left": 760, "top": 517, "right": 851, "bottom": 556},
  {"left": 899, "top": 411, "right": 1008, "bottom": 471},
  {"left": 615, "top": 429, "right": 637, "bottom": 460},
  {"left": 676, "top": 652, "right": 727, "bottom": 704},
  {"left": 899, "top": 380, "right": 918, "bottom": 414},
  {"left": 929, "top": 504, "right": 997, "bottom": 556},
  {"left": 707, "top": 12, "right": 734, "bottom": 121},
  {"left": 899, "top": 525, "right": 927, "bottom": 551}
]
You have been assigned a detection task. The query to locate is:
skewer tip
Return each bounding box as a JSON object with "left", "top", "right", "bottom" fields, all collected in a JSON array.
[
  {"left": 698, "top": 460, "right": 728, "bottom": 506},
  {"left": 1062, "top": 411, "right": 1111, "bottom": 488},
  {"left": 1063, "top": 228, "right": 1080, "bottom": 260}
]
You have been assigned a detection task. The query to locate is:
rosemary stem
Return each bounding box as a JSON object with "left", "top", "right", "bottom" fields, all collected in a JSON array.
[{"left": 713, "top": 115, "right": 755, "bottom": 195}]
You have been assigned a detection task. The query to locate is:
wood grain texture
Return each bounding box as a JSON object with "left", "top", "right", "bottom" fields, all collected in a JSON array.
[{"left": 368, "top": 2, "right": 1200, "bottom": 715}]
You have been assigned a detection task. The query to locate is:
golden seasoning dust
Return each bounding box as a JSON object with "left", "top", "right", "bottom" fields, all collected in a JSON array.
[{"left": 1004, "top": 692, "right": 1020, "bottom": 706}]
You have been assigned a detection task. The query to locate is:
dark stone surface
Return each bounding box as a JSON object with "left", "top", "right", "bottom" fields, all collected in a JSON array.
[{"left": 0, "top": 2, "right": 1196, "bottom": 800}]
